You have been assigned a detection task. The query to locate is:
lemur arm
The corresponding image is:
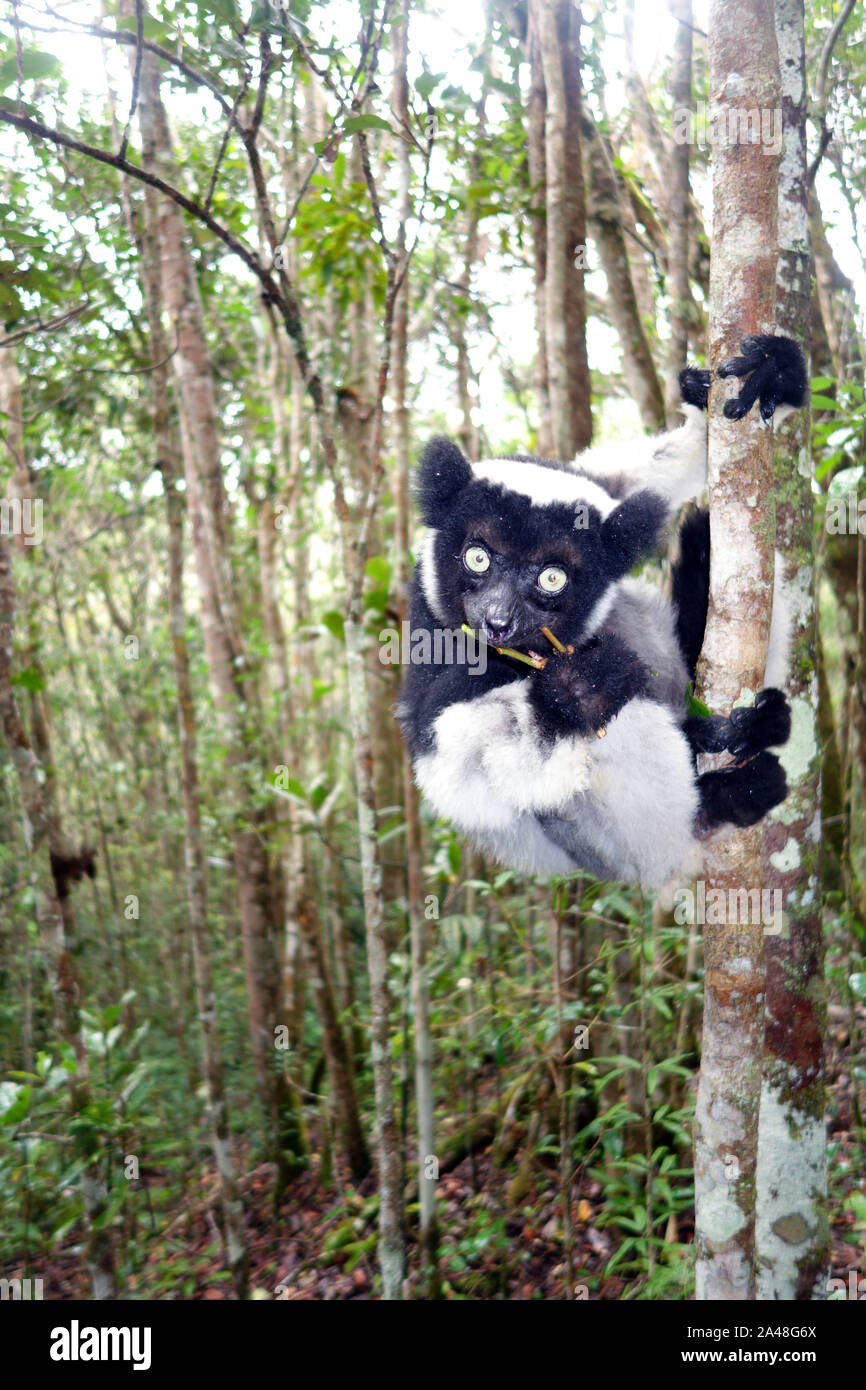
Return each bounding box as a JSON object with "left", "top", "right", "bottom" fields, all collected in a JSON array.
[{"left": 569, "top": 335, "right": 807, "bottom": 513}]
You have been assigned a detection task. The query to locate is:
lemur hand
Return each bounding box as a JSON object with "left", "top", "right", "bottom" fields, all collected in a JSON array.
[
  {"left": 530, "top": 633, "right": 650, "bottom": 736},
  {"left": 717, "top": 334, "right": 807, "bottom": 422}
]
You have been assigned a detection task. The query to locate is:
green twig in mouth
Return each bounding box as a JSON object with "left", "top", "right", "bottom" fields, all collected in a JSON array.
[
  {"left": 461, "top": 624, "right": 547, "bottom": 670},
  {"left": 540, "top": 625, "right": 572, "bottom": 655}
]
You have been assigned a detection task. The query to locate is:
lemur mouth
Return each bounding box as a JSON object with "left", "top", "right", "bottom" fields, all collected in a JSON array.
[{"left": 483, "top": 624, "right": 517, "bottom": 647}]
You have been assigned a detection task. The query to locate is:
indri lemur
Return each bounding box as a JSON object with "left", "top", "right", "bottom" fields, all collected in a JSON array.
[{"left": 398, "top": 336, "right": 807, "bottom": 891}]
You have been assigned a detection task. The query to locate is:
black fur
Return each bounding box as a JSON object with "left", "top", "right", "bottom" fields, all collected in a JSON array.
[
  {"left": 679, "top": 335, "right": 807, "bottom": 421},
  {"left": 684, "top": 688, "right": 791, "bottom": 759},
  {"left": 50, "top": 847, "right": 97, "bottom": 900},
  {"left": 678, "top": 366, "right": 711, "bottom": 411},
  {"left": 671, "top": 507, "right": 710, "bottom": 678},
  {"left": 696, "top": 751, "right": 788, "bottom": 834},
  {"left": 718, "top": 334, "right": 808, "bottom": 421},
  {"left": 415, "top": 436, "right": 473, "bottom": 522},
  {"left": 529, "top": 633, "right": 650, "bottom": 737}
]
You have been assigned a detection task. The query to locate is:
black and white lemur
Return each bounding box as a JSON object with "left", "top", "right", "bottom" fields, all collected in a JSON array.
[{"left": 398, "top": 335, "right": 807, "bottom": 892}]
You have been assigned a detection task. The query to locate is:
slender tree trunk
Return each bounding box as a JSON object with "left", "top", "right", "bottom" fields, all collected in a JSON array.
[
  {"left": 694, "top": 0, "right": 781, "bottom": 1301},
  {"left": 584, "top": 116, "right": 665, "bottom": 432},
  {"left": 132, "top": 43, "right": 305, "bottom": 1180},
  {"left": 665, "top": 0, "right": 694, "bottom": 424},
  {"left": 530, "top": 0, "right": 592, "bottom": 457},
  {"left": 755, "top": 0, "right": 828, "bottom": 1300},
  {"left": 391, "top": 0, "right": 437, "bottom": 1292},
  {"left": 527, "top": 14, "right": 553, "bottom": 455}
]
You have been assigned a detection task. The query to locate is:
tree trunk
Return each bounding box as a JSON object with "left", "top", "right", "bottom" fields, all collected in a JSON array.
[
  {"left": 755, "top": 0, "right": 828, "bottom": 1300},
  {"left": 132, "top": 42, "right": 305, "bottom": 1180},
  {"left": 584, "top": 116, "right": 665, "bottom": 432},
  {"left": 665, "top": 0, "right": 694, "bottom": 424},
  {"left": 694, "top": 0, "right": 781, "bottom": 1301},
  {"left": 530, "top": 0, "right": 592, "bottom": 457}
]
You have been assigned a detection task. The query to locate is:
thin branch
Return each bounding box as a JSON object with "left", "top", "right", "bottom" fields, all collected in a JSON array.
[
  {"left": 278, "top": 1, "right": 391, "bottom": 241},
  {"left": 815, "top": 0, "right": 857, "bottom": 112},
  {"left": 0, "top": 301, "right": 91, "bottom": 347},
  {"left": 118, "top": 0, "right": 144, "bottom": 163},
  {"left": 809, "top": 0, "right": 857, "bottom": 186},
  {"left": 204, "top": 44, "right": 252, "bottom": 212}
]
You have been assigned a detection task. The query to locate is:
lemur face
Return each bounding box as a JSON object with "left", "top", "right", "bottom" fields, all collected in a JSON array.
[
  {"left": 451, "top": 500, "right": 608, "bottom": 648},
  {"left": 416, "top": 437, "right": 668, "bottom": 649}
]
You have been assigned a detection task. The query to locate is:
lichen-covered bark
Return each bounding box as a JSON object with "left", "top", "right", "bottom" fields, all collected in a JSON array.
[
  {"left": 694, "top": 0, "right": 781, "bottom": 1301},
  {"left": 755, "top": 0, "right": 828, "bottom": 1302}
]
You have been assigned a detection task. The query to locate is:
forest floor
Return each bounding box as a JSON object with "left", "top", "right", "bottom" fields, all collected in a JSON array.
[{"left": 13, "top": 1074, "right": 865, "bottom": 1301}]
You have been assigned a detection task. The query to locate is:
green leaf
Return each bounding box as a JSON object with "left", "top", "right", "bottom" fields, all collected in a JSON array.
[
  {"left": 1, "top": 1085, "right": 31, "bottom": 1124},
  {"left": 415, "top": 71, "right": 444, "bottom": 101},
  {"left": 685, "top": 681, "right": 712, "bottom": 718},
  {"left": 811, "top": 394, "right": 837, "bottom": 411},
  {"left": 343, "top": 114, "right": 393, "bottom": 135},
  {"left": 10, "top": 665, "right": 46, "bottom": 693},
  {"left": 365, "top": 555, "right": 391, "bottom": 587},
  {"left": 0, "top": 50, "right": 61, "bottom": 89},
  {"left": 208, "top": 0, "right": 241, "bottom": 23},
  {"left": 321, "top": 610, "right": 345, "bottom": 642}
]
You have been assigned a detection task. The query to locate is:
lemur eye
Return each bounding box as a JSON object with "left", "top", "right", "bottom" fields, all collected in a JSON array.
[
  {"left": 463, "top": 544, "right": 490, "bottom": 574},
  {"left": 538, "top": 565, "right": 567, "bottom": 594}
]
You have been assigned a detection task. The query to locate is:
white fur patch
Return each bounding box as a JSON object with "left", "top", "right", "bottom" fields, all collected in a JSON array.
[
  {"left": 572, "top": 403, "right": 708, "bottom": 511},
  {"left": 470, "top": 457, "right": 618, "bottom": 517},
  {"left": 418, "top": 529, "right": 447, "bottom": 622},
  {"left": 584, "top": 699, "right": 701, "bottom": 888},
  {"left": 583, "top": 587, "right": 617, "bottom": 637},
  {"left": 414, "top": 683, "right": 701, "bottom": 889}
]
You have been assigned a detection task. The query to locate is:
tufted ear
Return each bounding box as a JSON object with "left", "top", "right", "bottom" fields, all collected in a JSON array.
[
  {"left": 416, "top": 436, "right": 472, "bottom": 524},
  {"left": 601, "top": 489, "right": 668, "bottom": 579}
]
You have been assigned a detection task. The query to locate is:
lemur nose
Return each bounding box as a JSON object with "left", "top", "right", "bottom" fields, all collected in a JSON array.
[{"left": 483, "top": 609, "right": 516, "bottom": 644}]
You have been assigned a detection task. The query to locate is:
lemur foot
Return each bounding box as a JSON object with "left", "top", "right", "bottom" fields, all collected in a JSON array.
[
  {"left": 685, "top": 687, "right": 791, "bottom": 758},
  {"left": 717, "top": 334, "right": 807, "bottom": 422},
  {"left": 531, "top": 633, "right": 649, "bottom": 736},
  {"left": 727, "top": 687, "right": 791, "bottom": 757},
  {"left": 678, "top": 366, "right": 712, "bottom": 411},
  {"left": 695, "top": 750, "right": 788, "bottom": 835}
]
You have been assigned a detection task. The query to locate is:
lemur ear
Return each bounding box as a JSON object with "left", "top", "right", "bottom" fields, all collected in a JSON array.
[
  {"left": 601, "top": 489, "right": 668, "bottom": 578},
  {"left": 416, "top": 437, "right": 472, "bottom": 523}
]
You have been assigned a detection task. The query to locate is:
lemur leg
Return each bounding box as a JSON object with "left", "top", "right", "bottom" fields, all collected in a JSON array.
[
  {"left": 684, "top": 687, "right": 791, "bottom": 759},
  {"left": 695, "top": 751, "right": 788, "bottom": 834}
]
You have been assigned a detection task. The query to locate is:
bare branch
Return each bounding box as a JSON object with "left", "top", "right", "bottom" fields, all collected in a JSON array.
[
  {"left": 0, "top": 301, "right": 91, "bottom": 347},
  {"left": 118, "top": 0, "right": 144, "bottom": 162}
]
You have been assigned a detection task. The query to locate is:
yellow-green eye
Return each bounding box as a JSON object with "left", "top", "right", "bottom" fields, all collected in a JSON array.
[
  {"left": 538, "top": 565, "right": 567, "bottom": 594},
  {"left": 464, "top": 545, "right": 490, "bottom": 574}
]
